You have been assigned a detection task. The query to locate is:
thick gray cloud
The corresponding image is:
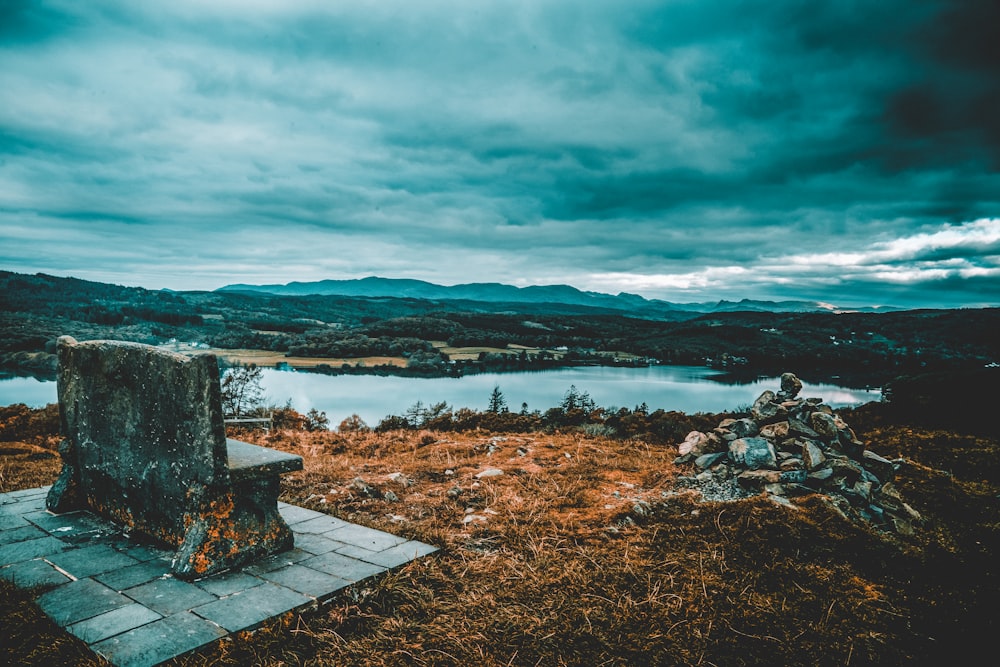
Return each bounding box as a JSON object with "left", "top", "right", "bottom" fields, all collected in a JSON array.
[{"left": 0, "top": 0, "right": 997, "bottom": 308}]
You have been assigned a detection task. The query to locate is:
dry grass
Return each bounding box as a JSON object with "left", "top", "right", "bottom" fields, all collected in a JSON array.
[{"left": 2, "top": 411, "right": 998, "bottom": 666}]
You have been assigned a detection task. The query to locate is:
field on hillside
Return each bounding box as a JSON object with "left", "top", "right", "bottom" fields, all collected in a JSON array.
[
  {"left": 161, "top": 344, "right": 409, "bottom": 370},
  {"left": 1, "top": 403, "right": 998, "bottom": 666}
]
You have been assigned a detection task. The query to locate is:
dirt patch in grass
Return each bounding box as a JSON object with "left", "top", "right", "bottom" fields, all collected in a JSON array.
[{"left": 2, "top": 412, "right": 998, "bottom": 666}]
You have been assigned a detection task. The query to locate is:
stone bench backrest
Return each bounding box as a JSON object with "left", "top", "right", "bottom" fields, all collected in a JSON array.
[{"left": 56, "top": 336, "right": 231, "bottom": 546}]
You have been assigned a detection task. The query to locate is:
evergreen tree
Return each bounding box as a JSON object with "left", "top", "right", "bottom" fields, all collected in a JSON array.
[{"left": 487, "top": 385, "right": 508, "bottom": 413}]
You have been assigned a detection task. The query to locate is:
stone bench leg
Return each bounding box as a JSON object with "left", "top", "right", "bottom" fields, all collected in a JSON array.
[{"left": 173, "top": 476, "right": 294, "bottom": 580}]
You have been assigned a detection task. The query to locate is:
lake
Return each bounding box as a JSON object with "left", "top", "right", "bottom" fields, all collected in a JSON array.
[{"left": 0, "top": 366, "right": 881, "bottom": 428}]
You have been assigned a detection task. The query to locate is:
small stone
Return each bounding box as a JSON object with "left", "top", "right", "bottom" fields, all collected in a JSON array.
[
  {"left": 729, "top": 437, "right": 777, "bottom": 470},
  {"left": 788, "top": 417, "right": 820, "bottom": 439},
  {"left": 838, "top": 481, "right": 870, "bottom": 508},
  {"left": 779, "top": 469, "right": 807, "bottom": 484},
  {"left": 737, "top": 469, "right": 782, "bottom": 488},
  {"left": 861, "top": 450, "right": 895, "bottom": 481},
  {"left": 853, "top": 480, "right": 873, "bottom": 503},
  {"left": 729, "top": 418, "right": 759, "bottom": 439},
  {"left": 805, "top": 467, "right": 834, "bottom": 487},
  {"left": 446, "top": 486, "right": 462, "bottom": 498},
  {"left": 802, "top": 441, "right": 826, "bottom": 471},
  {"left": 387, "top": 473, "right": 412, "bottom": 487},
  {"left": 779, "top": 457, "right": 804, "bottom": 471},
  {"left": 632, "top": 501, "right": 652, "bottom": 517},
  {"left": 349, "top": 477, "right": 381, "bottom": 498},
  {"left": 751, "top": 392, "right": 787, "bottom": 424},
  {"left": 778, "top": 372, "right": 803, "bottom": 399},
  {"left": 475, "top": 468, "right": 504, "bottom": 479},
  {"left": 714, "top": 427, "right": 736, "bottom": 441},
  {"left": 383, "top": 490, "right": 399, "bottom": 503},
  {"left": 892, "top": 517, "right": 915, "bottom": 535},
  {"left": 767, "top": 494, "right": 799, "bottom": 509},
  {"left": 827, "top": 458, "right": 863, "bottom": 484},
  {"left": 764, "top": 483, "right": 786, "bottom": 496},
  {"left": 779, "top": 439, "right": 805, "bottom": 454},
  {"left": 759, "top": 421, "right": 790, "bottom": 441},
  {"left": 695, "top": 452, "right": 728, "bottom": 470},
  {"left": 809, "top": 412, "right": 840, "bottom": 441},
  {"left": 678, "top": 431, "right": 717, "bottom": 458},
  {"left": 860, "top": 468, "right": 881, "bottom": 487}
]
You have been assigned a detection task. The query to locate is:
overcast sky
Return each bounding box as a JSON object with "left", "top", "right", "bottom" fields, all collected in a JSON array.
[{"left": 1, "top": 0, "right": 998, "bottom": 308}]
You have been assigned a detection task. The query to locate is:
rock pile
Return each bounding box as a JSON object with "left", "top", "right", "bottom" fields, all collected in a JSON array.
[{"left": 674, "top": 372, "right": 921, "bottom": 533}]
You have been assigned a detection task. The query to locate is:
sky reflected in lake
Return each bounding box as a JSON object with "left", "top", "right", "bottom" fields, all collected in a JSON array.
[{"left": 0, "top": 366, "right": 881, "bottom": 428}]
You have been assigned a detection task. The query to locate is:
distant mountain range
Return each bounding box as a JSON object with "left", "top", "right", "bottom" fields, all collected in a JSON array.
[{"left": 217, "top": 277, "right": 902, "bottom": 316}]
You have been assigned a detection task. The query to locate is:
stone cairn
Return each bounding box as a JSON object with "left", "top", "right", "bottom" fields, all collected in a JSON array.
[{"left": 674, "top": 372, "right": 922, "bottom": 534}]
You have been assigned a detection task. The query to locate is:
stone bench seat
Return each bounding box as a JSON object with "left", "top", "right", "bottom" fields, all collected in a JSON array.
[
  {"left": 226, "top": 439, "right": 303, "bottom": 483},
  {"left": 47, "top": 336, "right": 304, "bottom": 580}
]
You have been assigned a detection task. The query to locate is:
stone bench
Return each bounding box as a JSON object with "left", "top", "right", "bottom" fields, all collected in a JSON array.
[{"left": 46, "top": 336, "right": 303, "bottom": 580}]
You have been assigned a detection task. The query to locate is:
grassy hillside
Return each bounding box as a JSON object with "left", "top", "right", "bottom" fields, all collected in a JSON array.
[
  {"left": 2, "top": 270, "right": 998, "bottom": 384},
  {"left": 1, "top": 399, "right": 997, "bottom": 666}
]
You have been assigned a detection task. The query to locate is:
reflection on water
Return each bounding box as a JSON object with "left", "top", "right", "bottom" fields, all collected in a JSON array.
[
  {"left": 0, "top": 366, "right": 881, "bottom": 428},
  {"left": 0, "top": 375, "right": 58, "bottom": 408},
  {"left": 257, "top": 366, "right": 880, "bottom": 427}
]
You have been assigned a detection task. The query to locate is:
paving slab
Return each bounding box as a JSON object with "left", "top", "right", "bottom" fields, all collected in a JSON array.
[
  {"left": 0, "top": 513, "right": 29, "bottom": 530},
  {"left": 293, "top": 531, "right": 354, "bottom": 555},
  {"left": 47, "top": 543, "right": 141, "bottom": 579},
  {"left": 0, "top": 523, "right": 47, "bottom": 545},
  {"left": 242, "top": 546, "right": 314, "bottom": 575},
  {"left": 0, "top": 495, "right": 46, "bottom": 515},
  {"left": 0, "top": 557, "right": 73, "bottom": 588},
  {"left": 91, "top": 611, "right": 227, "bottom": 667},
  {"left": 96, "top": 559, "right": 173, "bottom": 592},
  {"left": 1, "top": 487, "right": 438, "bottom": 666},
  {"left": 277, "top": 502, "right": 325, "bottom": 525},
  {"left": 124, "top": 576, "right": 217, "bottom": 616},
  {"left": 67, "top": 603, "right": 163, "bottom": 644},
  {"left": 36, "top": 577, "right": 133, "bottom": 626},
  {"left": 3, "top": 487, "right": 49, "bottom": 500},
  {"left": 193, "top": 570, "right": 266, "bottom": 597},
  {"left": 113, "top": 542, "right": 172, "bottom": 563},
  {"left": 298, "top": 550, "right": 387, "bottom": 581},
  {"left": 192, "top": 581, "right": 313, "bottom": 632},
  {"left": 259, "top": 563, "right": 351, "bottom": 600},
  {"left": 328, "top": 522, "right": 409, "bottom": 551},
  {"left": 341, "top": 539, "right": 441, "bottom": 569},
  {"left": 0, "top": 534, "right": 67, "bottom": 564},
  {"left": 291, "top": 514, "right": 351, "bottom": 534}
]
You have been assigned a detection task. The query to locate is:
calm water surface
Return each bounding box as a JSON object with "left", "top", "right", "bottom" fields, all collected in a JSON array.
[{"left": 0, "top": 366, "right": 880, "bottom": 427}]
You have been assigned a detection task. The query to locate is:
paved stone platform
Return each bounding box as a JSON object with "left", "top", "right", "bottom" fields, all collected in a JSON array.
[{"left": 1, "top": 486, "right": 437, "bottom": 667}]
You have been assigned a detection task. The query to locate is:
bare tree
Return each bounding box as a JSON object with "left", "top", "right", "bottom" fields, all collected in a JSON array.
[{"left": 220, "top": 363, "right": 264, "bottom": 417}]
